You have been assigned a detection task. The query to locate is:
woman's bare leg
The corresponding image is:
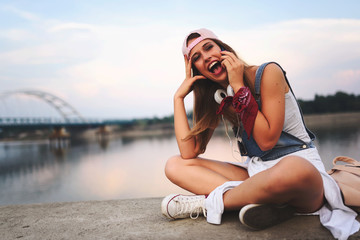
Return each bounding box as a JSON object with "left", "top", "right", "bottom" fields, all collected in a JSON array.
[
  {"left": 165, "top": 155, "right": 249, "bottom": 195},
  {"left": 223, "top": 156, "right": 324, "bottom": 213}
]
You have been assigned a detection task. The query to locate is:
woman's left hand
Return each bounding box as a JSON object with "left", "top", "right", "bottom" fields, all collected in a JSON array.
[{"left": 220, "top": 51, "right": 245, "bottom": 92}]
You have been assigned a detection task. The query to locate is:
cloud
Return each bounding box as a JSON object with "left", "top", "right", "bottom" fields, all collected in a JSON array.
[
  {"left": 334, "top": 69, "right": 360, "bottom": 87},
  {"left": 221, "top": 19, "right": 360, "bottom": 98},
  {"left": 1, "top": 5, "right": 40, "bottom": 22},
  {"left": 53, "top": 23, "right": 186, "bottom": 118},
  {"left": 1, "top": 14, "right": 359, "bottom": 118},
  {"left": 0, "top": 29, "right": 36, "bottom": 41},
  {"left": 48, "top": 22, "right": 96, "bottom": 33}
]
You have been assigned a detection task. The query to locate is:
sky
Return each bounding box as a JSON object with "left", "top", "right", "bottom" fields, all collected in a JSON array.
[{"left": 0, "top": 0, "right": 359, "bottom": 120}]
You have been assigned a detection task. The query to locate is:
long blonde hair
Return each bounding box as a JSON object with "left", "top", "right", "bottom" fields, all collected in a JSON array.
[{"left": 184, "top": 36, "right": 252, "bottom": 154}]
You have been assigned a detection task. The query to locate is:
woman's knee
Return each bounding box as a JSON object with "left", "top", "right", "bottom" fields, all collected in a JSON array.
[
  {"left": 164, "top": 155, "right": 185, "bottom": 180},
  {"left": 265, "top": 156, "right": 323, "bottom": 194}
]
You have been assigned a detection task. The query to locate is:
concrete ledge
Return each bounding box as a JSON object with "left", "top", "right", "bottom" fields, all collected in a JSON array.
[{"left": 1, "top": 198, "right": 359, "bottom": 239}]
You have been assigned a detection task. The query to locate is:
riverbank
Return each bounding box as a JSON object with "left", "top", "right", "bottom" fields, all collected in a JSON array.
[
  {"left": 1, "top": 198, "right": 359, "bottom": 240},
  {"left": 108, "top": 111, "right": 360, "bottom": 138},
  {"left": 115, "top": 111, "right": 360, "bottom": 137},
  {"left": 304, "top": 112, "right": 360, "bottom": 129},
  {"left": 1, "top": 112, "right": 360, "bottom": 141}
]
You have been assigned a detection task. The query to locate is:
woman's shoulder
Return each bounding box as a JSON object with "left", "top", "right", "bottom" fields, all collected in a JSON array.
[
  {"left": 262, "top": 62, "right": 284, "bottom": 75},
  {"left": 247, "top": 63, "right": 286, "bottom": 93},
  {"left": 248, "top": 63, "right": 284, "bottom": 85},
  {"left": 261, "top": 62, "right": 285, "bottom": 80},
  {"left": 260, "top": 62, "right": 287, "bottom": 93},
  {"left": 249, "top": 62, "right": 284, "bottom": 79}
]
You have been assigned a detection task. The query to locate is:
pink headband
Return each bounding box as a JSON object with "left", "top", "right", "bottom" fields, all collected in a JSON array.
[{"left": 182, "top": 28, "right": 219, "bottom": 58}]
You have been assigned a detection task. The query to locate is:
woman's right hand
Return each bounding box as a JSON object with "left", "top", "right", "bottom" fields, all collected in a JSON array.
[{"left": 174, "top": 55, "right": 206, "bottom": 100}]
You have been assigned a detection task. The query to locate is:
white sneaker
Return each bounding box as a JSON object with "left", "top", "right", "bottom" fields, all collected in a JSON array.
[
  {"left": 239, "top": 203, "right": 295, "bottom": 230},
  {"left": 161, "top": 194, "right": 207, "bottom": 219}
]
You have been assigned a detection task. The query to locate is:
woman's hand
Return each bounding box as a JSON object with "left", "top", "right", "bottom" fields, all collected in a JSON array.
[
  {"left": 174, "top": 55, "right": 206, "bottom": 100},
  {"left": 220, "top": 51, "right": 245, "bottom": 92},
  {"left": 173, "top": 55, "right": 206, "bottom": 159}
]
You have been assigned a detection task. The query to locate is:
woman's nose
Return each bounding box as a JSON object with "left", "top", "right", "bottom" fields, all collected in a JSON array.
[{"left": 203, "top": 53, "right": 211, "bottom": 63}]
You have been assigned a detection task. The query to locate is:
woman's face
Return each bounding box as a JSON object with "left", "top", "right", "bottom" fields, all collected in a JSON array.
[{"left": 188, "top": 38, "right": 227, "bottom": 86}]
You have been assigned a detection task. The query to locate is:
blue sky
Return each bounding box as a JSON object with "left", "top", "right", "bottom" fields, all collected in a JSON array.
[{"left": 0, "top": 0, "right": 359, "bottom": 119}]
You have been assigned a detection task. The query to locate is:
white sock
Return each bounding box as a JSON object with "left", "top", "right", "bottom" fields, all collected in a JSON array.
[{"left": 205, "top": 181, "right": 243, "bottom": 224}]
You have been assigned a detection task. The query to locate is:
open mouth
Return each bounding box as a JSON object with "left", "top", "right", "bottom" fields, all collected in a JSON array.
[{"left": 208, "top": 61, "right": 222, "bottom": 74}]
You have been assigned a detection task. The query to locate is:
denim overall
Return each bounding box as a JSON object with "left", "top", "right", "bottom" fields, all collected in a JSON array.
[{"left": 235, "top": 62, "right": 315, "bottom": 161}]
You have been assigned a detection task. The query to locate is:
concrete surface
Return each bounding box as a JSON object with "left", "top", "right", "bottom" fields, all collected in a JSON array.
[{"left": 1, "top": 197, "right": 359, "bottom": 240}]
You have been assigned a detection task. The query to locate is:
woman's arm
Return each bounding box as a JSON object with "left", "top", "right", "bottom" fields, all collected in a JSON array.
[
  {"left": 174, "top": 56, "right": 207, "bottom": 159},
  {"left": 221, "top": 52, "right": 287, "bottom": 151},
  {"left": 251, "top": 64, "right": 288, "bottom": 151}
]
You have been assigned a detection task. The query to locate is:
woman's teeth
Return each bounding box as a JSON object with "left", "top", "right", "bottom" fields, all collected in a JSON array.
[{"left": 209, "top": 61, "right": 219, "bottom": 72}]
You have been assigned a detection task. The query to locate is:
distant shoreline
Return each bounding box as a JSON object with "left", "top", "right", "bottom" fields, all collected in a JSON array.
[
  {"left": 303, "top": 111, "right": 360, "bottom": 129},
  {"left": 101, "top": 111, "right": 360, "bottom": 138},
  {"left": 1, "top": 112, "right": 359, "bottom": 141}
]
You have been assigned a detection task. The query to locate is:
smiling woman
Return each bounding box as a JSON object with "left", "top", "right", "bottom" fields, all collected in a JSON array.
[{"left": 160, "top": 28, "right": 360, "bottom": 239}]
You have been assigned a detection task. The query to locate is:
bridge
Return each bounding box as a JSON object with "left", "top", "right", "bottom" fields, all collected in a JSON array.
[
  {"left": 0, "top": 117, "right": 104, "bottom": 128},
  {"left": 0, "top": 90, "right": 112, "bottom": 140}
]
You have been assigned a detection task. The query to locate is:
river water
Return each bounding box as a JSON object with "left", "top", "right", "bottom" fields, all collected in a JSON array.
[{"left": 0, "top": 125, "right": 359, "bottom": 206}]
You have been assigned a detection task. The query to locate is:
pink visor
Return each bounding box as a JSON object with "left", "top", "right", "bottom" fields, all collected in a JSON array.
[{"left": 182, "top": 28, "right": 219, "bottom": 58}]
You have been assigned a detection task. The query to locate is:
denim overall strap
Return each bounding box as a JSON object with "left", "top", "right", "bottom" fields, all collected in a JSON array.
[{"left": 254, "top": 63, "right": 266, "bottom": 109}]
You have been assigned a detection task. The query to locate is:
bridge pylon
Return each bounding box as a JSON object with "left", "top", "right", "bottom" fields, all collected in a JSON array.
[{"left": 49, "top": 127, "right": 70, "bottom": 149}]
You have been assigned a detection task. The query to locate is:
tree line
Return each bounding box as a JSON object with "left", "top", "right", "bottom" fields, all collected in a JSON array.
[
  {"left": 110, "top": 91, "right": 360, "bottom": 128},
  {"left": 298, "top": 91, "right": 360, "bottom": 114}
]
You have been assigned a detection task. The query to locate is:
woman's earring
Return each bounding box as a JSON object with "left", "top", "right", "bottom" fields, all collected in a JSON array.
[{"left": 214, "top": 89, "right": 227, "bottom": 104}]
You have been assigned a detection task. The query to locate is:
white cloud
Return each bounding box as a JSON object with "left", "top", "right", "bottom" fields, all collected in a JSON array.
[
  {"left": 1, "top": 16, "right": 360, "bottom": 118},
  {"left": 0, "top": 27, "right": 99, "bottom": 65},
  {"left": 53, "top": 24, "right": 186, "bottom": 118},
  {"left": 221, "top": 19, "right": 360, "bottom": 98},
  {"left": 1, "top": 5, "right": 40, "bottom": 21},
  {"left": 0, "top": 29, "right": 36, "bottom": 41},
  {"left": 48, "top": 22, "right": 96, "bottom": 33},
  {"left": 334, "top": 69, "right": 360, "bottom": 87}
]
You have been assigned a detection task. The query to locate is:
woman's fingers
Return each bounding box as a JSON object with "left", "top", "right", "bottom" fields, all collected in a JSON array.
[
  {"left": 184, "top": 55, "right": 192, "bottom": 78},
  {"left": 220, "top": 51, "right": 235, "bottom": 61},
  {"left": 219, "top": 51, "right": 245, "bottom": 89},
  {"left": 193, "top": 74, "right": 206, "bottom": 81},
  {"left": 176, "top": 74, "right": 206, "bottom": 99},
  {"left": 220, "top": 51, "right": 237, "bottom": 65},
  {"left": 221, "top": 50, "right": 237, "bottom": 59},
  {"left": 187, "top": 74, "right": 206, "bottom": 91},
  {"left": 221, "top": 55, "right": 234, "bottom": 70},
  {"left": 221, "top": 51, "right": 244, "bottom": 67},
  {"left": 179, "top": 55, "right": 206, "bottom": 97},
  {"left": 221, "top": 50, "right": 244, "bottom": 71}
]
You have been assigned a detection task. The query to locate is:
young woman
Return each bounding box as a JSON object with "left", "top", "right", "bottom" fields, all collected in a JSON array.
[{"left": 162, "top": 28, "right": 359, "bottom": 239}]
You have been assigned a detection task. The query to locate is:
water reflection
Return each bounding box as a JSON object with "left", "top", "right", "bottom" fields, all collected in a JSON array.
[
  {"left": 98, "top": 139, "right": 110, "bottom": 150},
  {"left": 0, "top": 125, "right": 359, "bottom": 206},
  {"left": 312, "top": 125, "right": 360, "bottom": 170},
  {"left": 0, "top": 134, "right": 189, "bottom": 205}
]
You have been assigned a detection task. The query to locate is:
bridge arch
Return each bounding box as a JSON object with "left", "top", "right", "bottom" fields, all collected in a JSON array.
[{"left": 0, "top": 90, "right": 85, "bottom": 122}]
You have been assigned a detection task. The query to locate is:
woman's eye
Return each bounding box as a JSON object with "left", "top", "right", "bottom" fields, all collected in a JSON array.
[
  {"left": 205, "top": 44, "right": 213, "bottom": 51},
  {"left": 192, "top": 54, "right": 200, "bottom": 62}
]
